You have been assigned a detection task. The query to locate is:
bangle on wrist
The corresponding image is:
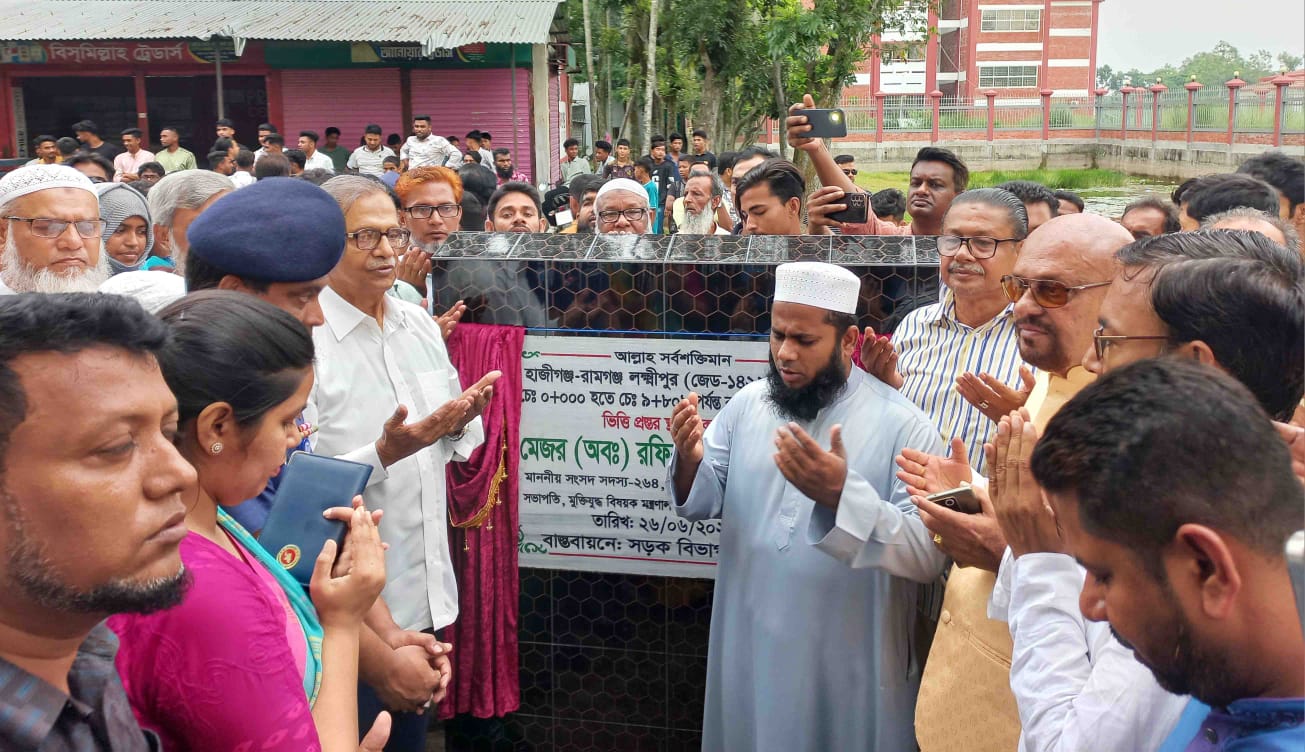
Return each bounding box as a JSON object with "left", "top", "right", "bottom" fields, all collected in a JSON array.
[{"left": 446, "top": 426, "right": 466, "bottom": 442}]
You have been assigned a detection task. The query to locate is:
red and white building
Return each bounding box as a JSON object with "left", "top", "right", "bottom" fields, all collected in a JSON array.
[{"left": 857, "top": 0, "right": 1103, "bottom": 103}]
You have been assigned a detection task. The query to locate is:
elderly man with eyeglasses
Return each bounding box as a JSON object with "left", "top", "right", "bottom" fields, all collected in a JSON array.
[
  {"left": 0, "top": 164, "right": 110, "bottom": 294},
  {"left": 593, "top": 178, "right": 652, "bottom": 235},
  {"left": 307, "top": 174, "right": 501, "bottom": 749}
]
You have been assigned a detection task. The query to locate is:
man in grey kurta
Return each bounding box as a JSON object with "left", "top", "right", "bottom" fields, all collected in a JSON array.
[{"left": 667, "top": 261, "right": 947, "bottom": 751}]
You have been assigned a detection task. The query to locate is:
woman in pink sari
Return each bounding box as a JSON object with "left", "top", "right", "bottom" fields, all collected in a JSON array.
[{"left": 109, "top": 291, "right": 388, "bottom": 751}]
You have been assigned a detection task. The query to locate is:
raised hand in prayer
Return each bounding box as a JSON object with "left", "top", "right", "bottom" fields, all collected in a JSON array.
[
  {"left": 670, "top": 393, "right": 705, "bottom": 465},
  {"left": 955, "top": 366, "right": 1034, "bottom": 423},
  {"left": 449, "top": 370, "right": 502, "bottom": 435},
  {"left": 895, "top": 437, "right": 973, "bottom": 497},
  {"left": 1273, "top": 420, "right": 1305, "bottom": 487},
  {"left": 359, "top": 713, "right": 392, "bottom": 752},
  {"left": 310, "top": 501, "right": 388, "bottom": 628},
  {"left": 773, "top": 423, "right": 847, "bottom": 509},
  {"left": 435, "top": 300, "right": 467, "bottom": 341},
  {"left": 375, "top": 399, "right": 471, "bottom": 468},
  {"left": 987, "top": 409, "right": 1064, "bottom": 557},
  {"left": 859, "top": 327, "right": 905, "bottom": 389},
  {"left": 396, "top": 249, "right": 432, "bottom": 296}
]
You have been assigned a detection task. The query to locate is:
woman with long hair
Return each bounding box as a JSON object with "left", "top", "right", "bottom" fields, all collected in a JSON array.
[{"left": 109, "top": 290, "right": 388, "bottom": 751}]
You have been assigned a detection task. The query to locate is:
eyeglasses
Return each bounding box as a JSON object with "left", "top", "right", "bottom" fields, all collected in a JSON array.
[
  {"left": 841, "top": 169, "right": 858, "bottom": 177},
  {"left": 1092, "top": 325, "right": 1171, "bottom": 361},
  {"left": 4, "top": 216, "right": 103, "bottom": 238},
  {"left": 404, "top": 204, "right": 462, "bottom": 219},
  {"left": 937, "top": 235, "right": 1020, "bottom": 259},
  {"left": 347, "top": 227, "right": 411, "bottom": 250},
  {"left": 1001, "top": 275, "right": 1112, "bottom": 308},
  {"left": 598, "top": 208, "right": 649, "bottom": 224}
]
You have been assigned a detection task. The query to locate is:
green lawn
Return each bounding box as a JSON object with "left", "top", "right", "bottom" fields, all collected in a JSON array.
[{"left": 852, "top": 168, "right": 1130, "bottom": 193}]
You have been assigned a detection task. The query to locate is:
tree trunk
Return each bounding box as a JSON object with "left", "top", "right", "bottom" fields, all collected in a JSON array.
[
  {"left": 697, "top": 43, "right": 724, "bottom": 146},
  {"left": 771, "top": 58, "right": 788, "bottom": 159},
  {"left": 581, "top": 0, "right": 603, "bottom": 145},
  {"left": 642, "top": 0, "right": 660, "bottom": 155}
]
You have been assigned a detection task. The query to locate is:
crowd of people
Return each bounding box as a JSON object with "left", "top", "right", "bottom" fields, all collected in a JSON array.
[{"left": 0, "top": 93, "right": 1302, "bottom": 752}]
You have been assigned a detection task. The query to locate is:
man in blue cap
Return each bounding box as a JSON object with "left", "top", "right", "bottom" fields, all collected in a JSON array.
[{"left": 183, "top": 178, "right": 454, "bottom": 735}]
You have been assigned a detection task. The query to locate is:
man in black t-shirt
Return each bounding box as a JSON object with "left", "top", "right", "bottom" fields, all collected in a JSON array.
[
  {"left": 72, "top": 119, "right": 123, "bottom": 162},
  {"left": 649, "top": 135, "right": 679, "bottom": 234},
  {"left": 690, "top": 128, "right": 718, "bottom": 172}
]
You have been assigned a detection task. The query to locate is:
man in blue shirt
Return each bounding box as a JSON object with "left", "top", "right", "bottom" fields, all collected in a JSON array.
[{"left": 1029, "top": 358, "right": 1304, "bottom": 752}]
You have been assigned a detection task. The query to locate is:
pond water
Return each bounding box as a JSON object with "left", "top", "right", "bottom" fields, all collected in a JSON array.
[{"left": 1078, "top": 178, "right": 1179, "bottom": 219}]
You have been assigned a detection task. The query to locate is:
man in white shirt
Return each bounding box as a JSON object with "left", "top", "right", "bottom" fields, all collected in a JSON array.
[
  {"left": 308, "top": 175, "right": 499, "bottom": 635},
  {"left": 401, "top": 116, "right": 461, "bottom": 171},
  {"left": 229, "top": 149, "right": 256, "bottom": 189},
  {"left": 347, "top": 124, "right": 396, "bottom": 177},
  {"left": 112, "top": 128, "right": 156, "bottom": 183},
  {"left": 297, "top": 130, "right": 336, "bottom": 173}
]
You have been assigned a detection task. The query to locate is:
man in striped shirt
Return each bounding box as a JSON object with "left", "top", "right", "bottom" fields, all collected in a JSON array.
[{"left": 859, "top": 188, "right": 1032, "bottom": 478}]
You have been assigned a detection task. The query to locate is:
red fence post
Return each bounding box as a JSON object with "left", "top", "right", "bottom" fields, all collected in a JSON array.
[
  {"left": 1148, "top": 79, "right": 1167, "bottom": 146},
  {"left": 1271, "top": 73, "right": 1291, "bottom": 147},
  {"left": 875, "top": 90, "right": 886, "bottom": 144},
  {"left": 985, "top": 89, "right": 997, "bottom": 142},
  {"left": 1184, "top": 76, "right": 1202, "bottom": 147},
  {"left": 929, "top": 89, "right": 943, "bottom": 144},
  {"left": 1040, "top": 88, "right": 1053, "bottom": 142},
  {"left": 1225, "top": 73, "right": 1246, "bottom": 146}
]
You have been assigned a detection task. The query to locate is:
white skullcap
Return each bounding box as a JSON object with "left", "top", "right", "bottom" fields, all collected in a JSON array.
[
  {"left": 774, "top": 262, "right": 860, "bottom": 314},
  {"left": 595, "top": 178, "right": 650, "bottom": 207},
  {"left": 0, "top": 163, "right": 96, "bottom": 208},
  {"left": 98, "top": 270, "right": 186, "bottom": 314}
]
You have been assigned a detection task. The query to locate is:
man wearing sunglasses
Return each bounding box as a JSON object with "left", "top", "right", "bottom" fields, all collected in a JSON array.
[
  {"left": 982, "top": 228, "right": 1305, "bottom": 752},
  {"left": 0, "top": 164, "right": 109, "bottom": 295}
]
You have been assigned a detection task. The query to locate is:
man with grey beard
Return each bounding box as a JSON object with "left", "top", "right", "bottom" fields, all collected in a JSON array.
[
  {"left": 146, "top": 169, "right": 233, "bottom": 274},
  {"left": 677, "top": 172, "right": 731, "bottom": 235},
  {"left": 0, "top": 164, "right": 110, "bottom": 294}
]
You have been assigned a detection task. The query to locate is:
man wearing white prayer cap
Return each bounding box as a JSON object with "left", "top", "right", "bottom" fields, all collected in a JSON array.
[
  {"left": 593, "top": 177, "right": 651, "bottom": 234},
  {"left": 668, "top": 261, "right": 947, "bottom": 752},
  {"left": 0, "top": 164, "right": 109, "bottom": 294}
]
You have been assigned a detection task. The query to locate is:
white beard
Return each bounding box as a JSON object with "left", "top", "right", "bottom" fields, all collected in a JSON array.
[
  {"left": 1, "top": 232, "right": 110, "bottom": 294},
  {"left": 680, "top": 206, "right": 717, "bottom": 235}
]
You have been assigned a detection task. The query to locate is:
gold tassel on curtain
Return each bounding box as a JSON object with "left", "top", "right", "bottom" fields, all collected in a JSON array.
[{"left": 450, "top": 435, "right": 508, "bottom": 551}]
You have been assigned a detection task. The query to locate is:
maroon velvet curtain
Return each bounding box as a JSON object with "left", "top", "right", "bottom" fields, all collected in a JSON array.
[{"left": 440, "top": 323, "right": 523, "bottom": 719}]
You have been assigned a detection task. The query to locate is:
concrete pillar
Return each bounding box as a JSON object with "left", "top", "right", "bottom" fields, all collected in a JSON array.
[
  {"left": 1271, "top": 73, "right": 1291, "bottom": 147},
  {"left": 1183, "top": 77, "right": 1202, "bottom": 148},
  {"left": 531, "top": 43, "right": 551, "bottom": 186}
]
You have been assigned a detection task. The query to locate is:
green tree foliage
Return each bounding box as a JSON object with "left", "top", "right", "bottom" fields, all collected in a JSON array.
[
  {"left": 566, "top": 0, "right": 919, "bottom": 152},
  {"left": 1098, "top": 40, "right": 1300, "bottom": 91}
]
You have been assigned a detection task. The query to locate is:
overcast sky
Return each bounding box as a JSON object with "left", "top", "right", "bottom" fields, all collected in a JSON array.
[{"left": 1097, "top": 0, "right": 1305, "bottom": 71}]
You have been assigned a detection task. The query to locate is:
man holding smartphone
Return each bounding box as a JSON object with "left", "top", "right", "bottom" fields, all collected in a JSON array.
[{"left": 788, "top": 94, "right": 967, "bottom": 238}]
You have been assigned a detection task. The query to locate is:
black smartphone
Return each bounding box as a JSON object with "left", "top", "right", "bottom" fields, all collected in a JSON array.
[
  {"left": 926, "top": 485, "right": 982, "bottom": 514},
  {"left": 257, "top": 451, "right": 373, "bottom": 585},
  {"left": 803, "top": 108, "right": 848, "bottom": 139},
  {"left": 827, "top": 191, "right": 869, "bottom": 224}
]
